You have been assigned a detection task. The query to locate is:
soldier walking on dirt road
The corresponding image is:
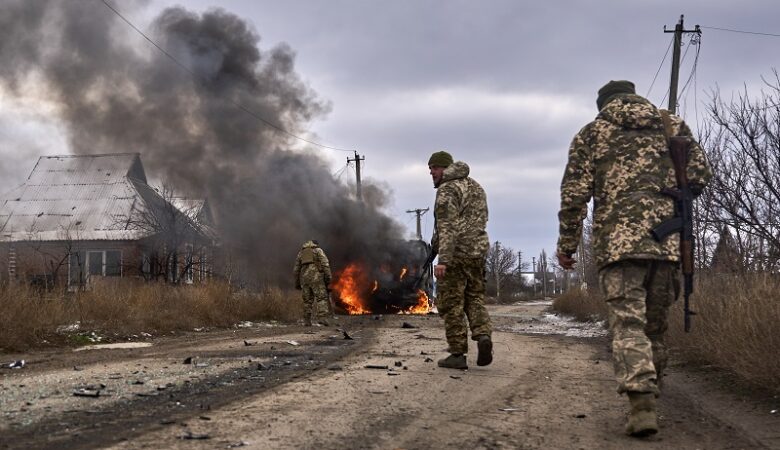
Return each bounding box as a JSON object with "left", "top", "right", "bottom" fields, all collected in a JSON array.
[
  {"left": 428, "top": 151, "right": 493, "bottom": 370},
  {"left": 293, "top": 240, "right": 333, "bottom": 326},
  {"left": 556, "top": 80, "right": 711, "bottom": 437}
]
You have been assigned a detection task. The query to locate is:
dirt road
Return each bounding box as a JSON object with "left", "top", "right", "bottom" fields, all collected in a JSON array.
[{"left": 1, "top": 303, "right": 777, "bottom": 449}]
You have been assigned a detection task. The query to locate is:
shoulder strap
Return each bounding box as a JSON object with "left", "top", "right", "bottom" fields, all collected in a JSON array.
[{"left": 659, "top": 109, "right": 675, "bottom": 146}]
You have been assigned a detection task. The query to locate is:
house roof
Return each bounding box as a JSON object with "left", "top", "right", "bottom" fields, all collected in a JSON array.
[{"left": 0, "top": 154, "right": 205, "bottom": 242}]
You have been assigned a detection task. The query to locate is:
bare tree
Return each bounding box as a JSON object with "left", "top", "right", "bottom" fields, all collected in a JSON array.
[
  {"left": 485, "top": 241, "right": 517, "bottom": 299},
  {"left": 114, "top": 183, "right": 214, "bottom": 283},
  {"left": 699, "top": 71, "right": 780, "bottom": 271}
]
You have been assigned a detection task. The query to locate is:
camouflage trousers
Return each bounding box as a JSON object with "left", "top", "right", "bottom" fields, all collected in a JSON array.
[
  {"left": 599, "top": 259, "right": 680, "bottom": 395},
  {"left": 301, "top": 282, "right": 331, "bottom": 325},
  {"left": 437, "top": 257, "right": 492, "bottom": 354}
]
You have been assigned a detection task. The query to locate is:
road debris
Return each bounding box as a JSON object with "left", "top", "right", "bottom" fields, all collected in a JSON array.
[
  {"left": 73, "top": 389, "right": 101, "bottom": 398},
  {"left": 424, "top": 357, "right": 433, "bottom": 363},
  {"left": 8, "top": 360, "right": 25, "bottom": 369},
  {"left": 365, "top": 365, "right": 389, "bottom": 370},
  {"left": 394, "top": 361, "right": 403, "bottom": 367},
  {"left": 342, "top": 330, "right": 354, "bottom": 340},
  {"left": 499, "top": 408, "right": 520, "bottom": 412},
  {"left": 401, "top": 322, "right": 417, "bottom": 329},
  {"left": 257, "top": 363, "right": 270, "bottom": 371},
  {"left": 286, "top": 340, "right": 300, "bottom": 346},
  {"left": 179, "top": 431, "right": 210, "bottom": 440},
  {"left": 244, "top": 340, "right": 253, "bottom": 346},
  {"left": 449, "top": 375, "right": 462, "bottom": 380},
  {"left": 183, "top": 356, "right": 193, "bottom": 364},
  {"left": 327, "top": 365, "right": 343, "bottom": 371}
]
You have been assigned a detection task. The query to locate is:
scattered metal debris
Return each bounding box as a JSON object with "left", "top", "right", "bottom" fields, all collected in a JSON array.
[
  {"left": 73, "top": 389, "right": 101, "bottom": 398},
  {"left": 401, "top": 322, "right": 417, "bottom": 329},
  {"left": 342, "top": 330, "right": 354, "bottom": 340},
  {"left": 257, "top": 363, "right": 270, "bottom": 371},
  {"left": 8, "top": 360, "right": 25, "bottom": 369},
  {"left": 183, "top": 357, "right": 193, "bottom": 364},
  {"left": 244, "top": 340, "right": 253, "bottom": 346},
  {"left": 394, "top": 361, "right": 403, "bottom": 367},
  {"left": 499, "top": 408, "right": 519, "bottom": 412},
  {"left": 365, "top": 365, "right": 389, "bottom": 370},
  {"left": 286, "top": 340, "right": 300, "bottom": 346},
  {"left": 327, "top": 365, "right": 343, "bottom": 371},
  {"left": 424, "top": 357, "right": 433, "bottom": 363},
  {"left": 449, "top": 375, "right": 462, "bottom": 380},
  {"left": 180, "top": 431, "right": 210, "bottom": 440}
]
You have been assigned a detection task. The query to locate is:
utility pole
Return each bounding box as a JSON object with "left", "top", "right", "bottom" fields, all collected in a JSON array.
[
  {"left": 532, "top": 257, "right": 537, "bottom": 298},
  {"left": 406, "top": 207, "right": 429, "bottom": 240},
  {"left": 664, "top": 15, "right": 701, "bottom": 114},
  {"left": 347, "top": 151, "right": 365, "bottom": 202}
]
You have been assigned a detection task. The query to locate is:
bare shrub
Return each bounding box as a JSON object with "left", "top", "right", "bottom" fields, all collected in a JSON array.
[{"left": 552, "top": 288, "right": 607, "bottom": 322}]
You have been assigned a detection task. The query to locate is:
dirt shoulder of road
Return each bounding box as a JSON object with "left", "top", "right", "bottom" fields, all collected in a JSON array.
[{"left": 1, "top": 305, "right": 778, "bottom": 450}]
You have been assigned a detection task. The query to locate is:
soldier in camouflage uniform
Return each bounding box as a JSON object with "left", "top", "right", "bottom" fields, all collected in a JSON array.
[
  {"left": 293, "top": 240, "right": 333, "bottom": 326},
  {"left": 556, "top": 80, "right": 711, "bottom": 437},
  {"left": 428, "top": 151, "right": 493, "bottom": 370}
]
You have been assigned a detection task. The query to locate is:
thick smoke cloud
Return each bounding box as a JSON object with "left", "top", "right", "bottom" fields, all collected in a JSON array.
[{"left": 0, "top": 1, "right": 407, "bottom": 285}]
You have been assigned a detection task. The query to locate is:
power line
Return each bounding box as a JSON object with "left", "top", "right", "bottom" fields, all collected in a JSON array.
[
  {"left": 100, "top": 0, "right": 354, "bottom": 153},
  {"left": 646, "top": 35, "right": 674, "bottom": 97},
  {"left": 701, "top": 25, "right": 780, "bottom": 38}
]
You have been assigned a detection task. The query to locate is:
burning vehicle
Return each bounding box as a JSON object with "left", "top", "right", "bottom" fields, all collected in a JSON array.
[{"left": 332, "top": 240, "right": 434, "bottom": 315}]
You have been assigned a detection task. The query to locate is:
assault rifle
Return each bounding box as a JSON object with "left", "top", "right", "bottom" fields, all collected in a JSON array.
[
  {"left": 412, "top": 249, "right": 437, "bottom": 290},
  {"left": 651, "top": 136, "right": 696, "bottom": 332}
]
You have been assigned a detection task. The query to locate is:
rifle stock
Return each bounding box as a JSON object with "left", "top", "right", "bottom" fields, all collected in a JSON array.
[
  {"left": 652, "top": 136, "right": 696, "bottom": 332},
  {"left": 413, "top": 250, "right": 437, "bottom": 290}
]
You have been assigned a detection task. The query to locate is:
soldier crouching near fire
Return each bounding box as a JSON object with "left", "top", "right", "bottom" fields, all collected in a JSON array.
[
  {"left": 293, "top": 240, "right": 333, "bottom": 326},
  {"left": 556, "top": 80, "right": 711, "bottom": 437},
  {"left": 428, "top": 151, "right": 493, "bottom": 370}
]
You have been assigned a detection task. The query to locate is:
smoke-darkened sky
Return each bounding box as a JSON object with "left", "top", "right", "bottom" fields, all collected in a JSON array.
[{"left": 2, "top": 0, "right": 779, "bottom": 266}]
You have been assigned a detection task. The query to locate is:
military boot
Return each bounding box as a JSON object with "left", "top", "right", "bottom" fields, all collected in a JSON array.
[
  {"left": 437, "top": 353, "right": 467, "bottom": 370},
  {"left": 476, "top": 335, "right": 493, "bottom": 366},
  {"left": 625, "top": 392, "right": 659, "bottom": 437}
]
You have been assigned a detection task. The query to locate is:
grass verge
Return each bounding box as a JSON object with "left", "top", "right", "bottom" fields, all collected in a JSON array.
[
  {"left": 550, "top": 273, "right": 780, "bottom": 393},
  {"left": 0, "top": 280, "right": 303, "bottom": 352}
]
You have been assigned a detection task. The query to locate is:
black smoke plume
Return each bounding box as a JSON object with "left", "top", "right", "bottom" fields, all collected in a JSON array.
[{"left": 0, "top": 1, "right": 410, "bottom": 286}]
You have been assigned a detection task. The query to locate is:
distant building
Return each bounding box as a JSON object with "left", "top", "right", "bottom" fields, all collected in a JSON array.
[{"left": 0, "top": 154, "right": 216, "bottom": 289}]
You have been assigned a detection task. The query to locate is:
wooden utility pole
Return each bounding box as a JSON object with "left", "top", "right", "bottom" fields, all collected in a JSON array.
[
  {"left": 664, "top": 15, "right": 701, "bottom": 114},
  {"left": 406, "top": 207, "right": 429, "bottom": 240},
  {"left": 532, "top": 257, "right": 537, "bottom": 298},
  {"left": 347, "top": 151, "right": 365, "bottom": 202}
]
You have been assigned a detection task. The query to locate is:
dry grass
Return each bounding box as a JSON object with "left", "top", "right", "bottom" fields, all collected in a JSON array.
[
  {"left": 0, "top": 280, "right": 303, "bottom": 352},
  {"left": 667, "top": 273, "right": 780, "bottom": 391},
  {"left": 550, "top": 273, "right": 780, "bottom": 392},
  {"left": 552, "top": 288, "right": 607, "bottom": 322}
]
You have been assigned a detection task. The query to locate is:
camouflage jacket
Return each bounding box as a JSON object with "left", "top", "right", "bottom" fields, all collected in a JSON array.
[
  {"left": 432, "top": 161, "right": 490, "bottom": 264},
  {"left": 293, "top": 241, "right": 332, "bottom": 286},
  {"left": 557, "top": 94, "right": 712, "bottom": 268}
]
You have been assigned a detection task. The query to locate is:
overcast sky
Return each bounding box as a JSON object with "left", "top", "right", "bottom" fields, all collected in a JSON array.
[{"left": 2, "top": 0, "right": 779, "bottom": 265}]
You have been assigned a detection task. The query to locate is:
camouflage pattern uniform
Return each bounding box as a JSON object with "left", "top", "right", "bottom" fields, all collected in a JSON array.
[
  {"left": 432, "top": 161, "right": 492, "bottom": 354},
  {"left": 293, "top": 241, "right": 332, "bottom": 326},
  {"left": 557, "top": 93, "right": 711, "bottom": 395}
]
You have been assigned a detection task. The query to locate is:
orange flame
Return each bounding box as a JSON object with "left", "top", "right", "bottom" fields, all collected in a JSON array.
[
  {"left": 405, "top": 290, "right": 431, "bottom": 314},
  {"left": 332, "top": 263, "right": 371, "bottom": 315},
  {"left": 333, "top": 262, "right": 432, "bottom": 315},
  {"left": 399, "top": 267, "right": 408, "bottom": 281}
]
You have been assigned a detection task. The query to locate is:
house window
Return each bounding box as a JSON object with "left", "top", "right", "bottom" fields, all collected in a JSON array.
[{"left": 85, "top": 250, "right": 123, "bottom": 278}]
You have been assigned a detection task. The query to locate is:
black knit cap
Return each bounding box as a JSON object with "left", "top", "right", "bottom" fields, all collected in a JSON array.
[
  {"left": 596, "top": 80, "right": 636, "bottom": 110},
  {"left": 428, "top": 151, "right": 453, "bottom": 168}
]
